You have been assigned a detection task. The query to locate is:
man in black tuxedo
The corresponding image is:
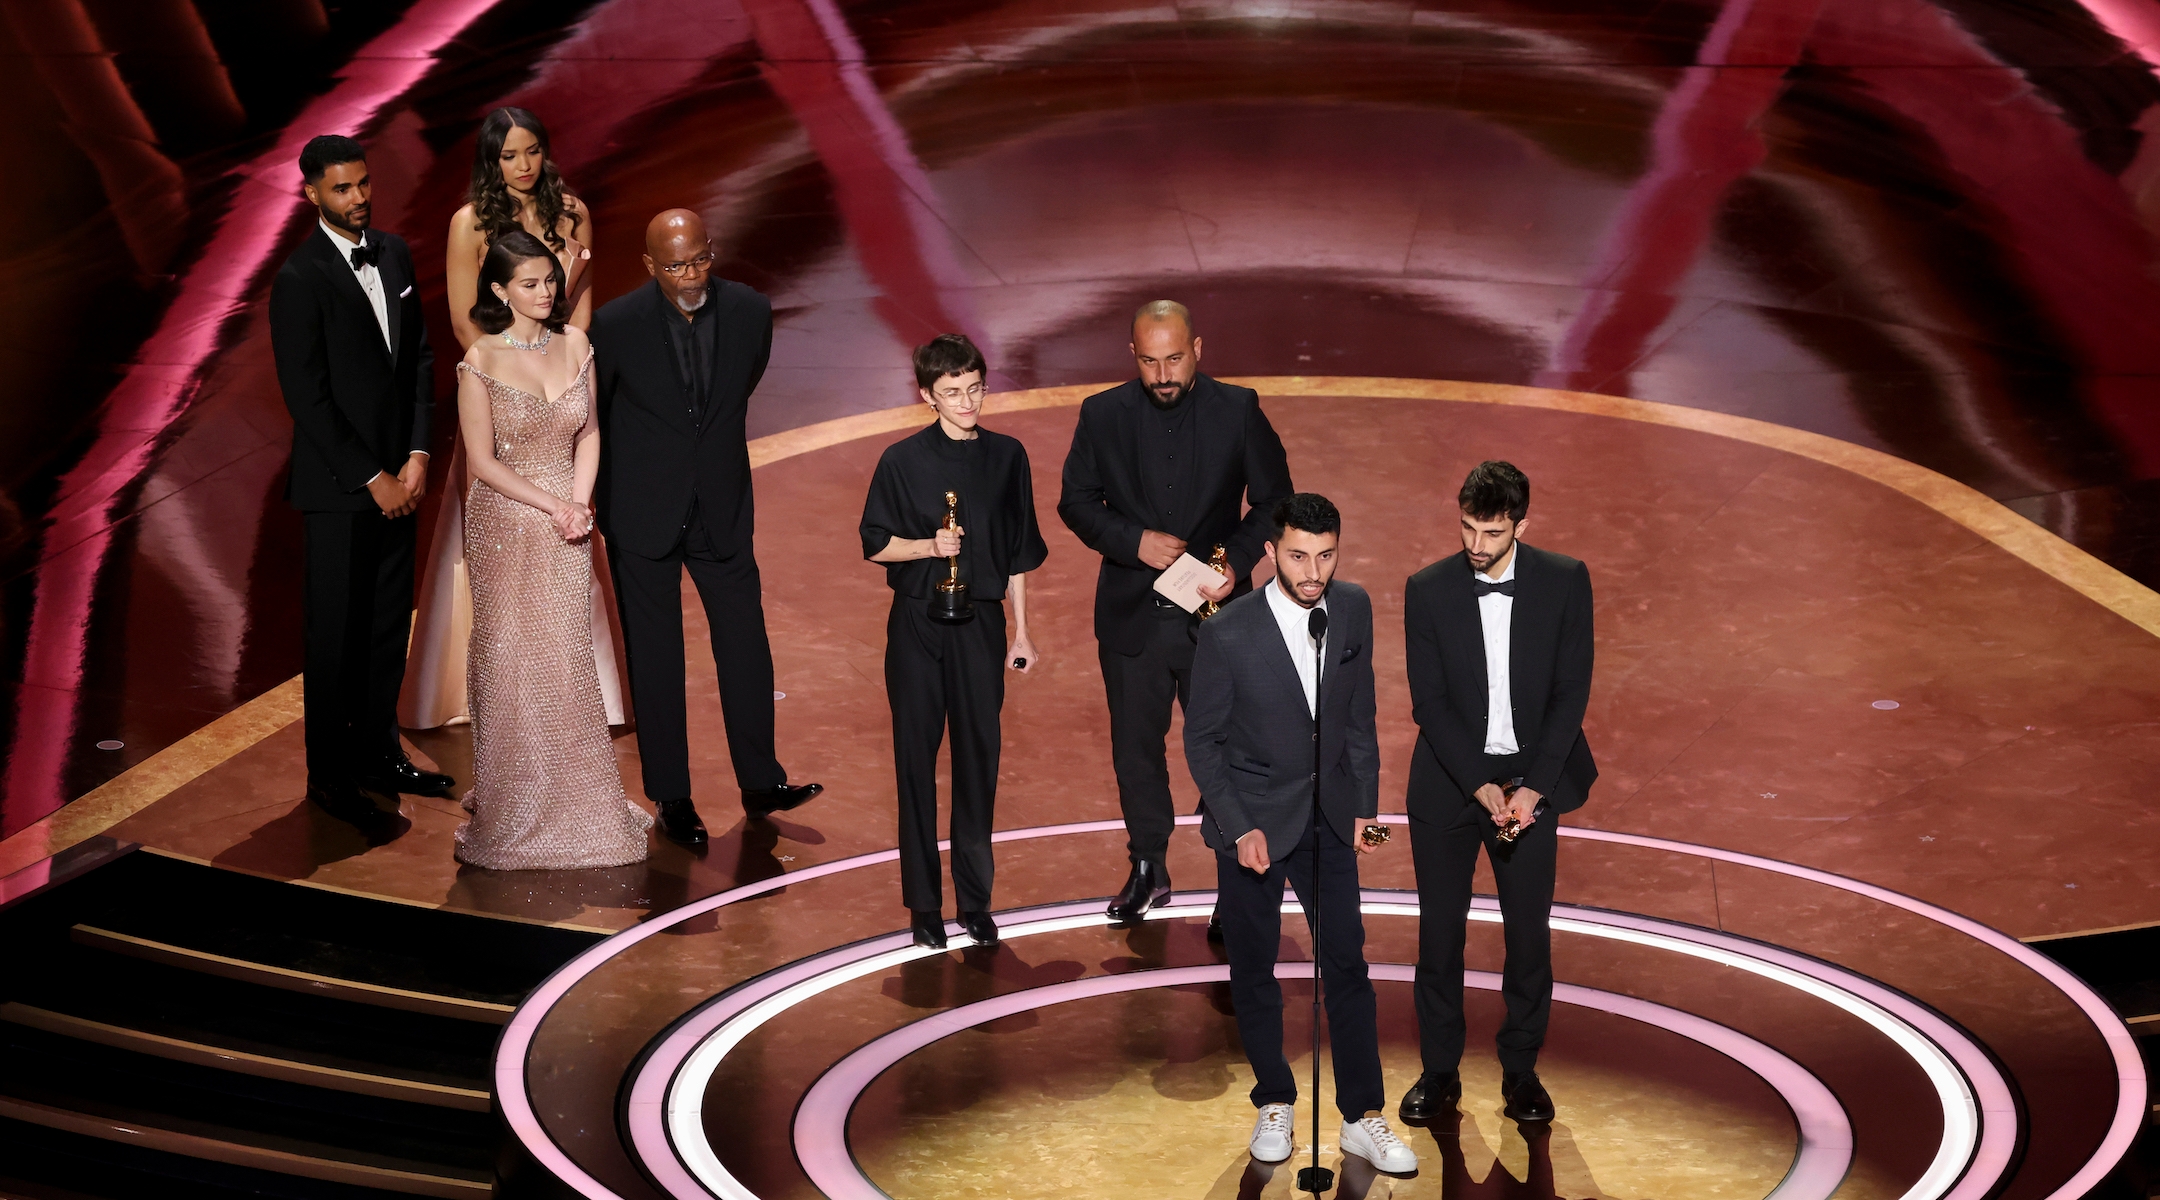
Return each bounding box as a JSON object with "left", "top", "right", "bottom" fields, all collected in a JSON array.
[
  {"left": 1184, "top": 493, "right": 1416, "bottom": 1173},
  {"left": 590, "top": 208, "right": 820, "bottom": 847},
  {"left": 269, "top": 134, "right": 453, "bottom": 825},
  {"left": 1058, "top": 301, "right": 1293, "bottom": 919},
  {"left": 1399, "top": 461, "right": 1595, "bottom": 1126}
]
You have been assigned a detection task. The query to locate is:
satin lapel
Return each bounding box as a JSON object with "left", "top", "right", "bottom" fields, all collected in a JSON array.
[
  {"left": 1508, "top": 544, "right": 1537, "bottom": 690},
  {"left": 314, "top": 231, "right": 392, "bottom": 366},
  {"left": 1451, "top": 559, "right": 1488, "bottom": 704},
  {"left": 377, "top": 239, "right": 404, "bottom": 363}
]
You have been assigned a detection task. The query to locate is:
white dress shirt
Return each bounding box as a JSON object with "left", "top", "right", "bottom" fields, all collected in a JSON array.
[
  {"left": 320, "top": 219, "right": 419, "bottom": 488},
  {"left": 322, "top": 218, "right": 392, "bottom": 353},
  {"left": 1263, "top": 577, "right": 1328, "bottom": 717},
  {"left": 1477, "top": 547, "right": 1519, "bottom": 754}
]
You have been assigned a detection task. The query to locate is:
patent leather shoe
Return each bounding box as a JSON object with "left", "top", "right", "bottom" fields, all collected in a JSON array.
[
  {"left": 1106, "top": 860, "right": 1171, "bottom": 922},
  {"left": 1502, "top": 1070, "right": 1555, "bottom": 1122},
  {"left": 358, "top": 755, "right": 454, "bottom": 797},
  {"left": 911, "top": 910, "right": 948, "bottom": 950},
  {"left": 1398, "top": 1072, "right": 1461, "bottom": 1123},
  {"left": 1206, "top": 912, "right": 1225, "bottom": 942},
  {"left": 744, "top": 781, "right": 823, "bottom": 817},
  {"left": 655, "top": 799, "right": 708, "bottom": 847},
  {"left": 959, "top": 910, "right": 999, "bottom": 947}
]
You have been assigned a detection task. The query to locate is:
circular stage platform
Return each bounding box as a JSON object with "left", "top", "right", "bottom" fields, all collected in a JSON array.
[{"left": 78, "top": 381, "right": 2157, "bottom": 1198}]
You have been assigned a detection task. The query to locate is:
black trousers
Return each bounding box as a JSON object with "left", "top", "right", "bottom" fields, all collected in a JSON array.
[
  {"left": 886, "top": 597, "right": 1006, "bottom": 913},
  {"left": 609, "top": 505, "right": 784, "bottom": 802},
  {"left": 1216, "top": 820, "right": 1385, "bottom": 1119},
  {"left": 1409, "top": 752, "right": 1557, "bottom": 1076},
  {"left": 1099, "top": 608, "right": 1195, "bottom": 866},
  {"left": 302, "top": 509, "right": 416, "bottom": 787}
]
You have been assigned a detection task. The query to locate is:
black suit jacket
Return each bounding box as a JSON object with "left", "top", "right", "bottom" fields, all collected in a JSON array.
[
  {"left": 269, "top": 225, "right": 433, "bottom": 511},
  {"left": 589, "top": 279, "right": 773, "bottom": 560},
  {"left": 1057, "top": 375, "right": 1293, "bottom": 656},
  {"left": 1186, "top": 581, "right": 1380, "bottom": 860},
  {"left": 1403, "top": 544, "right": 1596, "bottom": 817}
]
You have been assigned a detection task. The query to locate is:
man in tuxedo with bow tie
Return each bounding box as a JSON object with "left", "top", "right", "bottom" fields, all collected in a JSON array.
[
  {"left": 270, "top": 134, "right": 453, "bottom": 827},
  {"left": 1398, "top": 461, "right": 1596, "bottom": 1126}
]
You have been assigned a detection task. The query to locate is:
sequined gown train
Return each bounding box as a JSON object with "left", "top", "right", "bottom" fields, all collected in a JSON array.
[{"left": 455, "top": 352, "right": 651, "bottom": 869}]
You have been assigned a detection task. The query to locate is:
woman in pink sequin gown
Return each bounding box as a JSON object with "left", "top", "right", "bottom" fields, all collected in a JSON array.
[{"left": 452, "top": 230, "right": 650, "bottom": 869}]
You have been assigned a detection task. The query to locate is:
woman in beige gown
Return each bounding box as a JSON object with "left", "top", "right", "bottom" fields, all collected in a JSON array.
[
  {"left": 453, "top": 230, "right": 649, "bottom": 870},
  {"left": 404, "top": 106, "right": 629, "bottom": 731}
]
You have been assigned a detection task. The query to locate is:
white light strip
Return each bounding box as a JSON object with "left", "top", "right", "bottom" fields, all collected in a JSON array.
[
  {"left": 667, "top": 899, "right": 1976, "bottom": 1200},
  {"left": 666, "top": 913, "right": 1112, "bottom": 1200}
]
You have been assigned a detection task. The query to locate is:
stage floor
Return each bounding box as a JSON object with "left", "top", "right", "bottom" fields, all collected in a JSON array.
[{"left": 29, "top": 382, "right": 2157, "bottom": 1198}]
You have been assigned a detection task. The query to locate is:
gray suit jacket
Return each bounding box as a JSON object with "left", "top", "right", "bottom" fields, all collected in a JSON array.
[{"left": 1185, "top": 580, "right": 1381, "bottom": 860}]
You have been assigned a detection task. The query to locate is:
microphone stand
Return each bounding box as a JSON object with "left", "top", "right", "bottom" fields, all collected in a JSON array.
[{"left": 1295, "top": 606, "right": 1333, "bottom": 1196}]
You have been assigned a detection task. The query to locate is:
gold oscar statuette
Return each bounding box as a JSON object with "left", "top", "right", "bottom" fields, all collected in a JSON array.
[
  {"left": 928, "top": 491, "right": 974, "bottom": 624},
  {"left": 1196, "top": 544, "right": 1230, "bottom": 619},
  {"left": 1360, "top": 823, "right": 1392, "bottom": 848}
]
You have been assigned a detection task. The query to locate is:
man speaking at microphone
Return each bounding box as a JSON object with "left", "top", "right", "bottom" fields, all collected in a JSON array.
[{"left": 1184, "top": 494, "right": 1416, "bottom": 1174}]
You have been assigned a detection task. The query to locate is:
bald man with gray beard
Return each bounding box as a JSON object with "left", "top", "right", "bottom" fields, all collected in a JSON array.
[{"left": 590, "top": 210, "right": 821, "bottom": 846}]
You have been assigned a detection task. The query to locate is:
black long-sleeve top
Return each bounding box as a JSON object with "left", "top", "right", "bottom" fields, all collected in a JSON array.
[{"left": 861, "top": 423, "right": 1049, "bottom": 601}]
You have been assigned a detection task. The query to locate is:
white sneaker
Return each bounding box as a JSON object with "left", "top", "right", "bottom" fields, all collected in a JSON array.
[
  {"left": 1339, "top": 1115, "right": 1417, "bottom": 1174},
  {"left": 1249, "top": 1103, "right": 1294, "bottom": 1162}
]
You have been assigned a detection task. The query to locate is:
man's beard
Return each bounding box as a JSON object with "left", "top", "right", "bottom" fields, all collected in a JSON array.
[
  {"left": 325, "top": 204, "right": 369, "bottom": 234},
  {"left": 1147, "top": 376, "right": 1193, "bottom": 408},
  {"left": 672, "top": 284, "right": 709, "bottom": 314}
]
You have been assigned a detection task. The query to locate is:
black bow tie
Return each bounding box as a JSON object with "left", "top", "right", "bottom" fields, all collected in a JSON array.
[
  {"left": 1473, "top": 578, "right": 1515, "bottom": 598},
  {"left": 347, "top": 239, "right": 380, "bottom": 270}
]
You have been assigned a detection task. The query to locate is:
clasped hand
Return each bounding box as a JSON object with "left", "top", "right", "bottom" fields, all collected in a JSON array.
[
  {"left": 552, "top": 500, "right": 594, "bottom": 543},
  {"left": 930, "top": 525, "right": 963, "bottom": 558},
  {"left": 1474, "top": 782, "right": 1541, "bottom": 831}
]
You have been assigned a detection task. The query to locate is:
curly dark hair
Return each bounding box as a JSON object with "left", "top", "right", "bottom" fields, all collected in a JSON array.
[
  {"left": 470, "top": 231, "right": 568, "bottom": 336},
  {"left": 1271, "top": 492, "right": 1341, "bottom": 541},
  {"left": 468, "top": 108, "right": 580, "bottom": 254},
  {"left": 1459, "top": 461, "right": 1529, "bottom": 523}
]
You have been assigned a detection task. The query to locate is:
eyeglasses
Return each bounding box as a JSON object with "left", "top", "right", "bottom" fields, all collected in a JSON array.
[
  {"left": 934, "top": 384, "right": 988, "bottom": 402},
  {"left": 659, "top": 249, "right": 714, "bottom": 277}
]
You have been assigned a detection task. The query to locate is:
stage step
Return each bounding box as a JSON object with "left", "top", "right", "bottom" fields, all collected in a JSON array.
[
  {"left": 0, "top": 1003, "right": 489, "bottom": 1110},
  {"left": 69, "top": 924, "right": 517, "bottom": 1023},
  {"left": 0, "top": 845, "right": 603, "bottom": 1200}
]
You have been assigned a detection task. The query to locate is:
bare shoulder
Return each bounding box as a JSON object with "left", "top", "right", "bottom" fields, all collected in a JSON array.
[
  {"left": 461, "top": 340, "right": 504, "bottom": 373},
  {"left": 560, "top": 324, "right": 593, "bottom": 358},
  {"left": 447, "top": 205, "right": 485, "bottom": 253}
]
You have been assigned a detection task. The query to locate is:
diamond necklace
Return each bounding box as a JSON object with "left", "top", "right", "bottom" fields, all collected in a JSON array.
[{"left": 502, "top": 327, "right": 552, "bottom": 354}]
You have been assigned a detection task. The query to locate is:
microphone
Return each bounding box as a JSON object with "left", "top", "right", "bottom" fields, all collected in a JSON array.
[{"left": 1308, "top": 607, "right": 1328, "bottom": 643}]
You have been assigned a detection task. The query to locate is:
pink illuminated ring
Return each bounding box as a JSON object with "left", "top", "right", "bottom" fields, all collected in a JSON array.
[
  {"left": 643, "top": 891, "right": 1995, "bottom": 1200},
  {"left": 792, "top": 963, "right": 1852, "bottom": 1200}
]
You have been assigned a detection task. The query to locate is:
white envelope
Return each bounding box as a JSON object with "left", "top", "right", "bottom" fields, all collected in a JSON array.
[{"left": 1151, "top": 552, "right": 1230, "bottom": 613}]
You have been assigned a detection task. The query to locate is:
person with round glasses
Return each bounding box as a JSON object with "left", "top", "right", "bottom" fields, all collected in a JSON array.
[{"left": 586, "top": 209, "right": 824, "bottom": 848}]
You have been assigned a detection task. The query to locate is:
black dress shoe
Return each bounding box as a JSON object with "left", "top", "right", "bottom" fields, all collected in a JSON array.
[
  {"left": 307, "top": 782, "right": 381, "bottom": 825},
  {"left": 959, "top": 910, "right": 999, "bottom": 947},
  {"left": 1206, "top": 912, "right": 1225, "bottom": 942},
  {"left": 1106, "top": 860, "right": 1171, "bottom": 922},
  {"left": 655, "top": 799, "right": 708, "bottom": 847},
  {"left": 357, "top": 755, "right": 455, "bottom": 796},
  {"left": 1398, "top": 1072, "right": 1462, "bottom": 1123},
  {"left": 744, "top": 781, "right": 823, "bottom": 817},
  {"left": 911, "top": 910, "right": 948, "bottom": 950},
  {"left": 1502, "top": 1070, "right": 1555, "bottom": 1122}
]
